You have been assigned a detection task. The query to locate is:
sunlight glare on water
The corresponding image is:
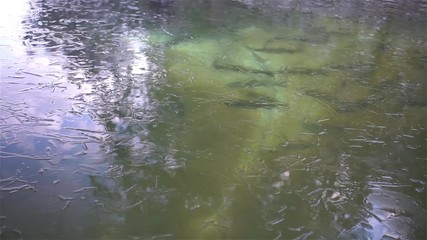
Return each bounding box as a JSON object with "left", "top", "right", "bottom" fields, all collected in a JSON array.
[{"left": 0, "top": 0, "right": 29, "bottom": 57}]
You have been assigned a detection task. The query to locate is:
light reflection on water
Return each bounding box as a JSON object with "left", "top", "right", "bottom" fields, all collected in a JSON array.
[{"left": 1, "top": 0, "right": 426, "bottom": 239}]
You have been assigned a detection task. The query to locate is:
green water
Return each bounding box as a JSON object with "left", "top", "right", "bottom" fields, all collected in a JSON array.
[{"left": 0, "top": 0, "right": 426, "bottom": 239}]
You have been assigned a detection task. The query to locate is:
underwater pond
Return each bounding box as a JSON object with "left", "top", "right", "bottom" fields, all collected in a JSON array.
[{"left": 1, "top": 0, "right": 426, "bottom": 239}]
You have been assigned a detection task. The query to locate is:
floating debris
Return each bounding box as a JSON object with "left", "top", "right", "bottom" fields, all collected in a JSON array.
[
  {"left": 73, "top": 187, "right": 96, "bottom": 193},
  {"left": 58, "top": 195, "right": 75, "bottom": 201}
]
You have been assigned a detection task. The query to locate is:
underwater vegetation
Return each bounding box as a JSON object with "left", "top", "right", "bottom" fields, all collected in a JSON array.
[{"left": 163, "top": 15, "right": 426, "bottom": 238}]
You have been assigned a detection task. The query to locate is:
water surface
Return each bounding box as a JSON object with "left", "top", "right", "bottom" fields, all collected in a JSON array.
[{"left": 0, "top": 0, "right": 426, "bottom": 239}]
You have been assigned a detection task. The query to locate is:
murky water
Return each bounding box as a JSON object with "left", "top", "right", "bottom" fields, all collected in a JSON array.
[{"left": 1, "top": 0, "right": 426, "bottom": 239}]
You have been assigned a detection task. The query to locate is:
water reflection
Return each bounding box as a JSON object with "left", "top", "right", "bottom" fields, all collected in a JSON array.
[{"left": 1, "top": 0, "right": 426, "bottom": 239}]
